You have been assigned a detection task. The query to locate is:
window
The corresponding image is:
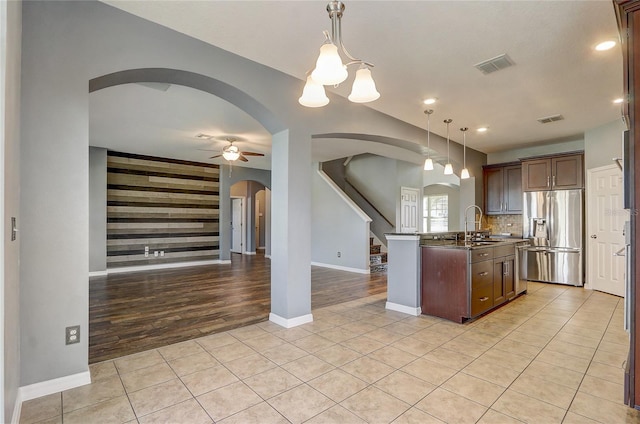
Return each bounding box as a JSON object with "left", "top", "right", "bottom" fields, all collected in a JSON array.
[{"left": 423, "top": 194, "right": 448, "bottom": 232}]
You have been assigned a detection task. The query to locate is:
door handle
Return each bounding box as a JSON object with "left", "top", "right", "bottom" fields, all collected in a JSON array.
[
  {"left": 479, "top": 271, "right": 489, "bottom": 276},
  {"left": 479, "top": 297, "right": 489, "bottom": 302},
  {"left": 547, "top": 175, "right": 550, "bottom": 187},
  {"left": 590, "top": 235, "right": 597, "bottom": 239},
  {"left": 614, "top": 247, "right": 626, "bottom": 257}
]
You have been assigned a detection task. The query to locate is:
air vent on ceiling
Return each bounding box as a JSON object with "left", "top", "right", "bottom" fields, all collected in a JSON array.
[
  {"left": 537, "top": 114, "right": 565, "bottom": 124},
  {"left": 474, "top": 54, "right": 515, "bottom": 75}
]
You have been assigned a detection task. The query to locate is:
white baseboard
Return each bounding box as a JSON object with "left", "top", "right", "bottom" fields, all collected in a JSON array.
[
  {"left": 311, "top": 262, "right": 370, "bottom": 274},
  {"left": 11, "top": 389, "right": 23, "bottom": 424},
  {"left": 88, "top": 270, "right": 108, "bottom": 277},
  {"left": 269, "top": 313, "right": 313, "bottom": 328},
  {"left": 19, "top": 371, "right": 91, "bottom": 403},
  {"left": 105, "top": 259, "right": 221, "bottom": 275},
  {"left": 244, "top": 251, "right": 256, "bottom": 255},
  {"left": 385, "top": 302, "right": 421, "bottom": 316}
]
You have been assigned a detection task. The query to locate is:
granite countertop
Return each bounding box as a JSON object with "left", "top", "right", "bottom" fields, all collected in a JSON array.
[{"left": 421, "top": 238, "right": 527, "bottom": 250}]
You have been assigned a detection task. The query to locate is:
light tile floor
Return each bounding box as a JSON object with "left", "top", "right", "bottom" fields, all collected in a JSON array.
[{"left": 19, "top": 282, "right": 640, "bottom": 423}]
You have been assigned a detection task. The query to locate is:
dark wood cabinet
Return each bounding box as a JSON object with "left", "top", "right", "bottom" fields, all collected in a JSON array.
[
  {"left": 493, "top": 255, "right": 515, "bottom": 305},
  {"left": 422, "top": 243, "right": 521, "bottom": 323},
  {"left": 471, "top": 259, "right": 494, "bottom": 316},
  {"left": 483, "top": 163, "right": 522, "bottom": 215},
  {"left": 522, "top": 153, "right": 584, "bottom": 191}
]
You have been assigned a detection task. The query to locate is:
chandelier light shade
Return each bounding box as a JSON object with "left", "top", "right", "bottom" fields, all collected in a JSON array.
[
  {"left": 423, "top": 109, "right": 434, "bottom": 171},
  {"left": 222, "top": 145, "right": 241, "bottom": 161},
  {"left": 311, "top": 43, "right": 348, "bottom": 85},
  {"left": 460, "top": 127, "right": 470, "bottom": 179},
  {"left": 298, "top": 76, "right": 330, "bottom": 107},
  {"left": 348, "top": 66, "right": 380, "bottom": 103},
  {"left": 300, "top": 1, "right": 379, "bottom": 107},
  {"left": 443, "top": 119, "right": 453, "bottom": 175}
]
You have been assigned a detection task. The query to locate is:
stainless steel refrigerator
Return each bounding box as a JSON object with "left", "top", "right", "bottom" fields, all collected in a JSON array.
[{"left": 520, "top": 189, "right": 584, "bottom": 286}]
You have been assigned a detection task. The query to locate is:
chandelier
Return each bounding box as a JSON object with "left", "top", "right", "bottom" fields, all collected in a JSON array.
[{"left": 299, "top": 1, "right": 380, "bottom": 107}]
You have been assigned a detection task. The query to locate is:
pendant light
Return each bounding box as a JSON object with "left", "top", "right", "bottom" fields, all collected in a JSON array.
[
  {"left": 460, "top": 127, "right": 470, "bottom": 179},
  {"left": 423, "top": 109, "right": 434, "bottom": 171},
  {"left": 300, "top": 2, "right": 379, "bottom": 107},
  {"left": 443, "top": 119, "right": 453, "bottom": 175}
]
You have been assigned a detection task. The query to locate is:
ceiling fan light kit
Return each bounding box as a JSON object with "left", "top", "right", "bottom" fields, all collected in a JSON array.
[{"left": 299, "top": 1, "right": 379, "bottom": 108}]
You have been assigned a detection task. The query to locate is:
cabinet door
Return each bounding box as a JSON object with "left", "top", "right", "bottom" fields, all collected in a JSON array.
[
  {"left": 484, "top": 167, "right": 504, "bottom": 215},
  {"left": 504, "top": 165, "right": 523, "bottom": 213},
  {"left": 493, "top": 260, "right": 506, "bottom": 305},
  {"left": 552, "top": 154, "right": 583, "bottom": 189},
  {"left": 504, "top": 256, "right": 516, "bottom": 300},
  {"left": 522, "top": 159, "right": 551, "bottom": 191}
]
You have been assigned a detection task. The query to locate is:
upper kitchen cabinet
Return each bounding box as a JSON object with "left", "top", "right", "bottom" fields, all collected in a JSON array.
[
  {"left": 522, "top": 153, "right": 584, "bottom": 191},
  {"left": 483, "top": 163, "right": 522, "bottom": 215}
]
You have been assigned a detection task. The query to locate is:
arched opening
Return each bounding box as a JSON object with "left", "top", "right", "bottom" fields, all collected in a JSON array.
[{"left": 88, "top": 69, "right": 279, "bottom": 362}]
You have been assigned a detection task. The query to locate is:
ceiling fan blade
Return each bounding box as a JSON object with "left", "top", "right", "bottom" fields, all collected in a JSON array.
[
  {"left": 238, "top": 154, "right": 249, "bottom": 162},
  {"left": 197, "top": 148, "right": 218, "bottom": 152},
  {"left": 240, "top": 151, "right": 264, "bottom": 157},
  {"left": 209, "top": 154, "right": 223, "bottom": 159}
]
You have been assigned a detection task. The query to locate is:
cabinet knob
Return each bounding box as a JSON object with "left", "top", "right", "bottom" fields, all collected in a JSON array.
[{"left": 479, "top": 253, "right": 489, "bottom": 257}]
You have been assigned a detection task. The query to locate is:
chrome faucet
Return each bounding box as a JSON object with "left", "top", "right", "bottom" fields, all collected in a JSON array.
[{"left": 464, "top": 205, "right": 483, "bottom": 244}]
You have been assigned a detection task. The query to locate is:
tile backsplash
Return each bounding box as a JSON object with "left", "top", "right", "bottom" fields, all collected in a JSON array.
[{"left": 484, "top": 214, "right": 523, "bottom": 237}]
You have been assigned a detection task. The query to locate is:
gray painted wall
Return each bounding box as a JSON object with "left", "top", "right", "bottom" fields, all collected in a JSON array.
[
  {"left": 89, "top": 147, "right": 106, "bottom": 273},
  {"left": 312, "top": 168, "right": 370, "bottom": 271},
  {"left": 346, "top": 154, "right": 398, "bottom": 225},
  {"left": 487, "top": 137, "right": 585, "bottom": 164},
  {"left": 3, "top": 0, "right": 22, "bottom": 420},
  {"left": 19, "top": 0, "right": 485, "bottom": 386},
  {"left": 585, "top": 119, "right": 626, "bottom": 170}
]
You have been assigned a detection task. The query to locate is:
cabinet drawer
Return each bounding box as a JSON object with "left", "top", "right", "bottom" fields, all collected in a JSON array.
[
  {"left": 471, "top": 248, "right": 494, "bottom": 263},
  {"left": 494, "top": 245, "right": 515, "bottom": 258},
  {"left": 471, "top": 282, "right": 494, "bottom": 316},
  {"left": 471, "top": 259, "right": 493, "bottom": 287}
]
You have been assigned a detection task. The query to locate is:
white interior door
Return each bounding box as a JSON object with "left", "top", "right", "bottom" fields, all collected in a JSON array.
[
  {"left": 587, "top": 165, "right": 626, "bottom": 297},
  {"left": 400, "top": 187, "right": 419, "bottom": 233},
  {"left": 231, "top": 197, "right": 243, "bottom": 253}
]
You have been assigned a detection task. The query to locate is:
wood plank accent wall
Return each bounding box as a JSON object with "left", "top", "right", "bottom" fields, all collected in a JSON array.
[{"left": 106, "top": 151, "right": 220, "bottom": 268}]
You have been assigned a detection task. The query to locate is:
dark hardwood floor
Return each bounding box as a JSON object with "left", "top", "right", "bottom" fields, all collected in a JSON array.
[{"left": 89, "top": 253, "right": 387, "bottom": 363}]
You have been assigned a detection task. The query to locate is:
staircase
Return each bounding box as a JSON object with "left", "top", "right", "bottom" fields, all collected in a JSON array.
[{"left": 369, "top": 237, "right": 388, "bottom": 273}]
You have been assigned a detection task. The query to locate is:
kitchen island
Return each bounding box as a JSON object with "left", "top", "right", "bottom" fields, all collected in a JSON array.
[
  {"left": 385, "top": 232, "right": 527, "bottom": 322},
  {"left": 421, "top": 237, "right": 527, "bottom": 323}
]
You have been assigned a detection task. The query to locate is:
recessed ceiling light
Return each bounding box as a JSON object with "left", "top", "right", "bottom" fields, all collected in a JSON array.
[
  {"left": 595, "top": 40, "right": 616, "bottom": 51},
  {"left": 613, "top": 98, "right": 624, "bottom": 104},
  {"left": 477, "top": 127, "right": 488, "bottom": 133},
  {"left": 423, "top": 98, "right": 437, "bottom": 105}
]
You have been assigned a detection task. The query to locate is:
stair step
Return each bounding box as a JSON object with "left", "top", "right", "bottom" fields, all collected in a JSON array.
[
  {"left": 370, "top": 263, "right": 388, "bottom": 273},
  {"left": 369, "top": 253, "right": 387, "bottom": 265},
  {"left": 370, "top": 244, "right": 381, "bottom": 255}
]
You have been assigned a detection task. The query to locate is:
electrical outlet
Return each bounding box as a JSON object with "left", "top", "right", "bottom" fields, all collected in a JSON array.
[
  {"left": 66, "top": 325, "right": 80, "bottom": 345},
  {"left": 154, "top": 251, "right": 159, "bottom": 257},
  {"left": 337, "top": 251, "right": 341, "bottom": 258},
  {"left": 144, "top": 246, "right": 149, "bottom": 258},
  {"left": 160, "top": 251, "right": 165, "bottom": 257}
]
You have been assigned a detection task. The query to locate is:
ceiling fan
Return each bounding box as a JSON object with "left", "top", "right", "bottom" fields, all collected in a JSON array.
[{"left": 199, "top": 135, "right": 265, "bottom": 162}]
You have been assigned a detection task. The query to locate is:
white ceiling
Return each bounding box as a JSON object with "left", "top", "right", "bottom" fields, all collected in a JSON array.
[{"left": 94, "top": 0, "right": 623, "bottom": 168}]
